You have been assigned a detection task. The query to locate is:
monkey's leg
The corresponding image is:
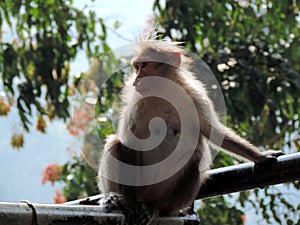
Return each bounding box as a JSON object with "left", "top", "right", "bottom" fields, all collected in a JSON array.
[{"left": 98, "top": 135, "right": 155, "bottom": 225}]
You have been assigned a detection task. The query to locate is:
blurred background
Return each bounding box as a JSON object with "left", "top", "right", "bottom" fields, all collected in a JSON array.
[{"left": 0, "top": 1, "right": 299, "bottom": 225}]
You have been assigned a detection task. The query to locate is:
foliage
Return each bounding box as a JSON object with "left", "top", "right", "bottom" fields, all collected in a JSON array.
[
  {"left": 58, "top": 156, "right": 98, "bottom": 201},
  {"left": 249, "top": 188, "right": 300, "bottom": 225},
  {"left": 41, "top": 157, "right": 98, "bottom": 202},
  {"left": 0, "top": 0, "right": 107, "bottom": 131},
  {"left": 197, "top": 197, "right": 244, "bottom": 225},
  {"left": 0, "top": 0, "right": 111, "bottom": 201},
  {"left": 153, "top": 0, "right": 300, "bottom": 224},
  {"left": 154, "top": 0, "right": 300, "bottom": 149},
  {"left": 1, "top": 1, "right": 300, "bottom": 224}
]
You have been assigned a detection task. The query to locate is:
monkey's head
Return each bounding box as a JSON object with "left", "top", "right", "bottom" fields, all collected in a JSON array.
[{"left": 131, "top": 40, "right": 187, "bottom": 94}]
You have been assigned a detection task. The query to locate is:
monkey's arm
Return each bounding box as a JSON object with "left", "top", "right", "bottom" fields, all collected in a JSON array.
[{"left": 196, "top": 98, "right": 283, "bottom": 163}]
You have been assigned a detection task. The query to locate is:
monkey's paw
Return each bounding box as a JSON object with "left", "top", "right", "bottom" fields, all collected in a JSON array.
[
  {"left": 98, "top": 193, "right": 155, "bottom": 225},
  {"left": 257, "top": 150, "right": 284, "bottom": 164},
  {"left": 98, "top": 192, "right": 124, "bottom": 212}
]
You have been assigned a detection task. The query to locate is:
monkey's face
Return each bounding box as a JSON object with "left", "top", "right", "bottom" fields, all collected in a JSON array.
[
  {"left": 131, "top": 50, "right": 181, "bottom": 95},
  {"left": 132, "top": 61, "right": 166, "bottom": 94}
]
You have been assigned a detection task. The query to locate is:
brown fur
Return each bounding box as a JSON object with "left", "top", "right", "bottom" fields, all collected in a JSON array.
[{"left": 98, "top": 38, "right": 283, "bottom": 217}]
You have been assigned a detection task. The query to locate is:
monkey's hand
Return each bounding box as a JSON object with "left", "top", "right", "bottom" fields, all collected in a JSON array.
[{"left": 256, "top": 150, "right": 284, "bottom": 164}]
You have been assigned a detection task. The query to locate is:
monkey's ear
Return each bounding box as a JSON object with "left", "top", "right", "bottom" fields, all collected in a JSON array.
[{"left": 170, "top": 52, "right": 181, "bottom": 68}]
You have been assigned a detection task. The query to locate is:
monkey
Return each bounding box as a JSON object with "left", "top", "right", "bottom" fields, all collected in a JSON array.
[{"left": 97, "top": 38, "right": 283, "bottom": 224}]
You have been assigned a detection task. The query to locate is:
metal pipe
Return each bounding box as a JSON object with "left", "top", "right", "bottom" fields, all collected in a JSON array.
[
  {"left": 67, "top": 153, "right": 300, "bottom": 204},
  {"left": 0, "top": 202, "right": 199, "bottom": 225},
  {"left": 0, "top": 202, "right": 124, "bottom": 225},
  {"left": 197, "top": 152, "right": 300, "bottom": 199},
  {"left": 1, "top": 153, "right": 299, "bottom": 224}
]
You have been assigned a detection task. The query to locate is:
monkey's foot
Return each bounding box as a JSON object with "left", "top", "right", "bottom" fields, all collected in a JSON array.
[
  {"left": 98, "top": 193, "right": 155, "bottom": 225},
  {"left": 123, "top": 203, "right": 155, "bottom": 225},
  {"left": 98, "top": 192, "right": 124, "bottom": 212}
]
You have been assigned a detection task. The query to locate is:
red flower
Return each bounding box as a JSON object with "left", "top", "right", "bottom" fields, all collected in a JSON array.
[
  {"left": 53, "top": 190, "right": 67, "bottom": 204},
  {"left": 67, "top": 104, "right": 93, "bottom": 135},
  {"left": 41, "top": 163, "right": 61, "bottom": 185},
  {"left": 241, "top": 214, "right": 247, "bottom": 225}
]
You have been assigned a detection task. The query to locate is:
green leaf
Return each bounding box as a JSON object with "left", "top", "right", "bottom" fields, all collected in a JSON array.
[
  {"left": 29, "top": 7, "right": 38, "bottom": 18},
  {"left": 113, "top": 20, "right": 122, "bottom": 29}
]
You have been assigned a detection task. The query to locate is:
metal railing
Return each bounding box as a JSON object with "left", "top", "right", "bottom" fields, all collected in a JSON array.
[
  {"left": 197, "top": 152, "right": 300, "bottom": 199},
  {"left": 0, "top": 153, "right": 299, "bottom": 225}
]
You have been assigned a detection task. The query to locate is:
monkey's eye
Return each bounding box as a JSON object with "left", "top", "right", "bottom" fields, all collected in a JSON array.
[
  {"left": 141, "top": 62, "right": 148, "bottom": 68},
  {"left": 133, "top": 62, "right": 147, "bottom": 71}
]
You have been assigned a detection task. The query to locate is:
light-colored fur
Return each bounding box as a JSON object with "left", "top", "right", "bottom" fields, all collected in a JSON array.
[{"left": 98, "top": 38, "right": 283, "bottom": 217}]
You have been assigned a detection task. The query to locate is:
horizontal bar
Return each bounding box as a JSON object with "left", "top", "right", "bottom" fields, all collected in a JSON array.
[
  {"left": 67, "top": 153, "right": 300, "bottom": 205},
  {"left": 1, "top": 153, "right": 298, "bottom": 224},
  {"left": 0, "top": 202, "right": 199, "bottom": 225},
  {"left": 197, "top": 152, "right": 300, "bottom": 199},
  {"left": 0, "top": 202, "right": 123, "bottom": 225}
]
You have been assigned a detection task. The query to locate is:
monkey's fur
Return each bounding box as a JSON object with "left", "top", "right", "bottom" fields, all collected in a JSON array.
[{"left": 98, "top": 38, "right": 283, "bottom": 224}]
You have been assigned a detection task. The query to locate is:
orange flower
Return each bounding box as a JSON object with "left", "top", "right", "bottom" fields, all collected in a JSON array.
[
  {"left": 0, "top": 97, "right": 11, "bottom": 116},
  {"left": 53, "top": 190, "right": 67, "bottom": 204},
  {"left": 41, "top": 163, "right": 61, "bottom": 185},
  {"left": 35, "top": 115, "right": 47, "bottom": 133},
  {"left": 241, "top": 214, "right": 247, "bottom": 225},
  {"left": 10, "top": 133, "right": 24, "bottom": 149},
  {"left": 68, "top": 84, "right": 75, "bottom": 96},
  {"left": 68, "top": 126, "right": 80, "bottom": 136},
  {"left": 67, "top": 105, "right": 93, "bottom": 135},
  {"left": 46, "top": 104, "right": 55, "bottom": 121}
]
